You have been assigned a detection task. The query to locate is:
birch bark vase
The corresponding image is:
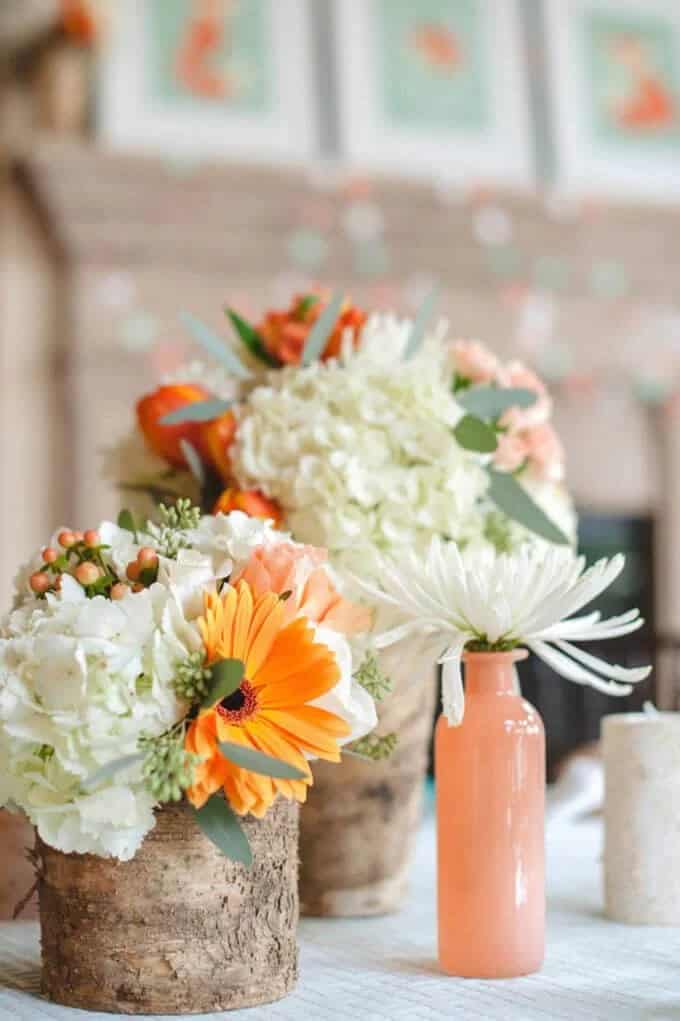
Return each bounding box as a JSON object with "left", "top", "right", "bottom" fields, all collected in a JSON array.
[
  {"left": 603, "top": 712, "right": 680, "bottom": 925},
  {"left": 38, "top": 799, "right": 299, "bottom": 1015},
  {"left": 299, "top": 652, "right": 437, "bottom": 917}
]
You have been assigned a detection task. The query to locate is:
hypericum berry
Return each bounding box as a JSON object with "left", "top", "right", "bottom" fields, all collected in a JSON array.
[
  {"left": 73, "top": 530, "right": 84, "bottom": 543},
  {"left": 83, "top": 529, "right": 100, "bottom": 548},
  {"left": 137, "top": 547, "right": 159, "bottom": 569},
  {"left": 58, "top": 530, "right": 76, "bottom": 549},
  {"left": 75, "top": 562, "right": 99, "bottom": 586},
  {"left": 126, "top": 561, "right": 141, "bottom": 582},
  {"left": 42, "top": 547, "right": 58, "bottom": 564},
  {"left": 110, "top": 582, "right": 129, "bottom": 600},
  {"left": 132, "top": 582, "right": 144, "bottom": 593},
  {"left": 30, "top": 572, "right": 51, "bottom": 594}
]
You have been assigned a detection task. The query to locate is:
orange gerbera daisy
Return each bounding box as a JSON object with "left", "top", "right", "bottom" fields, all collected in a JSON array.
[{"left": 185, "top": 580, "right": 351, "bottom": 817}]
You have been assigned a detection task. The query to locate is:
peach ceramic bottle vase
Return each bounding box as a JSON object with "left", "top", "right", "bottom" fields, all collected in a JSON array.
[{"left": 436, "top": 650, "right": 545, "bottom": 978}]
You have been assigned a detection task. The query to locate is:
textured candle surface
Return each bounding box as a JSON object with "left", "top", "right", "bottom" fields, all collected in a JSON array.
[{"left": 603, "top": 712, "right": 680, "bottom": 925}]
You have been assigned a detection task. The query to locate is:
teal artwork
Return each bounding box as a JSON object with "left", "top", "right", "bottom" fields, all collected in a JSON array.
[
  {"left": 375, "top": 0, "right": 489, "bottom": 133},
  {"left": 146, "top": 0, "right": 272, "bottom": 113},
  {"left": 583, "top": 11, "right": 680, "bottom": 150}
]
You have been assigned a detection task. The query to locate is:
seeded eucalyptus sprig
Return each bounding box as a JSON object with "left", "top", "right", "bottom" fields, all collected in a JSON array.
[
  {"left": 140, "top": 727, "right": 199, "bottom": 803},
  {"left": 173, "top": 651, "right": 212, "bottom": 702},
  {"left": 346, "top": 733, "right": 397, "bottom": 762},
  {"left": 145, "top": 498, "right": 201, "bottom": 559},
  {"left": 354, "top": 652, "right": 392, "bottom": 702}
]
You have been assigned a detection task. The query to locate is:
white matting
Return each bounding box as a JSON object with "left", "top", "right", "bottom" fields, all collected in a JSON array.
[{"left": 1, "top": 808, "right": 680, "bottom": 1020}]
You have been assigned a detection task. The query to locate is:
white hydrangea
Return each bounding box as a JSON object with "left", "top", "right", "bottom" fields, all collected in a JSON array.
[
  {"left": 184, "top": 509, "right": 288, "bottom": 578},
  {"left": 230, "top": 315, "right": 570, "bottom": 577},
  {"left": 0, "top": 577, "right": 199, "bottom": 860}
]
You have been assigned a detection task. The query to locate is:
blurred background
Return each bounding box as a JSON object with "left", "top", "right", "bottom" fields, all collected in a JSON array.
[{"left": 1, "top": 0, "right": 680, "bottom": 771}]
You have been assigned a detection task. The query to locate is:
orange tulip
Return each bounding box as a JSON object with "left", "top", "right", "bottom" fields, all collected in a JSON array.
[
  {"left": 136, "top": 383, "right": 210, "bottom": 470},
  {"left": 258, "top": 292, "right": 367, "bottom": 365},
  {"left": 200, "top": 410, "right": 238, "bottom": 482},
  {"left": 213, "top": 488, "right": 284, "bottom": 527}
]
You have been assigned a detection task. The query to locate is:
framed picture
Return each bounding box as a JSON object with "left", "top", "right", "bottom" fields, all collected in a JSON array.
[
  {"left": 332, "top": 0, "right": 534, "bottom": 188},
  {"left": 98, "top": 0, "right": 318, "bottom": 162},
  {"left": 545, "top": 0, "right": 680, "bottom": 201}
]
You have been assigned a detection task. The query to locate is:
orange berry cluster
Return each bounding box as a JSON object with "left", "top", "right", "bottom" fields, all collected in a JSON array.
[
  {"left": 30, "top": 531, "right": 163, "bottom": 601},
  {"left": 121, "top": 547, "right": 159, "bottom": 596}
]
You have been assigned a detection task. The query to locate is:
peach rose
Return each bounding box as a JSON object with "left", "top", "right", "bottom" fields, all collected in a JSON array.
[
  {"left": 213, "top": 488, "right": 284, "bottom": 528},
  {"left": 258, "top": 292, "right": 366, "bottom": 366},
  {"left": 493, "top": 432, "right": 529, "bottom": 473},
  {"left": 524, "top": 423, "right": 565, "bottom": 483},
  {"left": 450, "top": 340, "right": 499, "bottom": 384},
  {"left": 235, "top": 543, "right": 372, "bottom": 636},
  {"left": 496, "top": 361, "right": 552, "bottom": 430}
]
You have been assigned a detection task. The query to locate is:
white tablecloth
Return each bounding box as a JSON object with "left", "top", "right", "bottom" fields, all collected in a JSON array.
[{"left": 1, "top": 809, "right": 679, "bottom": 1021}]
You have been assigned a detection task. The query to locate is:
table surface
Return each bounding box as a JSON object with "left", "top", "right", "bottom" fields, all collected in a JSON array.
[{"left": 1, "top": 808, "right": 679, "bottom": 1021}]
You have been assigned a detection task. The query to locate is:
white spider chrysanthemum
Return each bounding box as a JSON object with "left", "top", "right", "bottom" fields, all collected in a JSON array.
[{"left": 354, "top": 540, "right": 651, "bottom": 726}]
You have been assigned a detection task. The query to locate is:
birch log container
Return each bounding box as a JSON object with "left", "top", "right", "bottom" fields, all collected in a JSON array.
[
  {"left": 603, "top": 712, "right": 680, "bottom": 925},
  {"left": 38, "top": 799, "right": 299, "bottom": 1014}
]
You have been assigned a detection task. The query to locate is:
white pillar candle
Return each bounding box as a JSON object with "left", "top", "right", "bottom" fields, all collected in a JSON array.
[{"left": 603, "top": 712, "right": 680, "bottom": 925}]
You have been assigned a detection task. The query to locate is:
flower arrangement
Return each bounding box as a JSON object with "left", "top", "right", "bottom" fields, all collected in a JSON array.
[
  {"left": 113, "top": 290, "right": 576, "bottom": 582},
  {"left": 355, "top": 538, "right": 651, "bottom": 725},
  {"left": 0, "top": 503, "right": 381, "bottom": 863}
]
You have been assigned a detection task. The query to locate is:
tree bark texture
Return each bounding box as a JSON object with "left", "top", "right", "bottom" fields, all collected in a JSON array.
[
  {"left": 38, "top": 798, "right": 299, "bottom": 1015},
  {"left": 300, "top": 661, "right": 437, "bottom": 917}
]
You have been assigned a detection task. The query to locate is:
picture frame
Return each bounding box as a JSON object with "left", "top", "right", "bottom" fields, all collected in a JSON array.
[
  {"left": 332, "top": 0, "right": 534, "bottom": 189},
  {"left": 98, "top": 0, "right": 318, "bottom": 163},
  {"left": 544, "top": 0, "right": 680, "bottom": 201}
]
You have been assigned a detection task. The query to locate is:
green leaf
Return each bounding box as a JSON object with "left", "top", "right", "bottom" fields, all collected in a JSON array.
[
  {"left": 201, "top": 658, "right": 245, "bottom": 708},
  {"left": 179, "top": 439, "right": 205, "bottom": 486},
  {"left": 404, "top": 285, "right": 439, "bottom": 359},
  {"left": 218, "top": 741, "right": 308, "bottom": 780},
  {"left": 301, "top": 291, "right": 344, "bottom": 366},
  {"left": 82, "top": 753, "right": 144, "bottom": 791},
  {"left": 296, "top": 294, "right": 320, "bottom": 318},
  {"left": 194, "top": 795, "right": 252, "bottom": 865},
  {"left": 180, "top": 311, "right": 250, "bottom": 379},
  {"left": 457, "top": 386, "right": 538, "bottom": 420},
  {"left": 160, "top": 398, "right": 233, "bottom": 425},
  {"left": 117, "top": 509, "right": 137, "bottom": 536},
  {"left": 454, "top": 414, "right": 498, "bottom": 453},
  {"left": 226, "top": 309, "right": 279, "bottom": 368},
  {"left": 487, "top": 467, "right": 570, "bottom": 545}
]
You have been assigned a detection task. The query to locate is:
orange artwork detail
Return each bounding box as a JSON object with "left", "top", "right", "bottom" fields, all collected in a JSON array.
[{"left": 185, "top": 581, "right": 351, "bottom": 816}]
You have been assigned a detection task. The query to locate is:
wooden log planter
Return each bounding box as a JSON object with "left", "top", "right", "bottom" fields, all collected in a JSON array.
[
  {"left": 299, "top": 665, "right": 437, "bottom": 917},
  {"left": 38, "top": 799, "right": 299, "bottom": 1015}
]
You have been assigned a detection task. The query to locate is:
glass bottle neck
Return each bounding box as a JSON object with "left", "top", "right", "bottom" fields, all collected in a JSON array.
[{"left": 463, "top": 651, "right": 526, "bottom": 696}]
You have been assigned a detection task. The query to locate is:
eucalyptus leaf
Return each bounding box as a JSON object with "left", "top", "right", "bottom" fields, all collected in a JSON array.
[
  {"left": 487, "top": 468, "right": 570, "bottom": 546},
  {"left": 226, "top": 309, "right": 279, "bottom": 368},
  {"left": 179, "top": 439, "right": 205, "bottom": 487},
  {"left": 117, "top": 509, "right": 137, "bottom": 536},
  {"left": 301, "top": 291, "right": 344, "bottom": 366},
  {"left": 160, "top": 398, "right": 232, "bottom": 425},
  {"left": 201, "top": 658, "right": 245, "bottom": 708},
  {"left": 404, "top": 285, "right": 439, "bottom": 359},
  {"left": 180, "top": 311, "right": 249, "bottom": 378},
  {"left": 457, "top": 386, "right": 538, "bottom": 420},
  {"left": 194, "top": 794, "right": 252, "bottom": 865},
  {"left": 454, "top": 414, "right": 498, "bottom": 453},
  {"left": 218, "top": 741, "right": 307, "bottom": 780},
  {"left": 82, "top": 753, "right": 144, "bottom": 791}
]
